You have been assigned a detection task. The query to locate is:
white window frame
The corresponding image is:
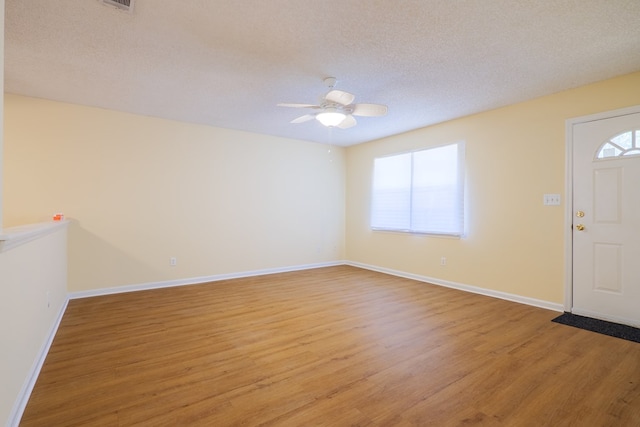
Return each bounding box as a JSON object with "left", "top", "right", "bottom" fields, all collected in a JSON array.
[
  {"left": 595, "top": 129, "right": 640, "bottom": 159},
  {"left": 370, "top": 142, "right": 466, "bottom": 237}
]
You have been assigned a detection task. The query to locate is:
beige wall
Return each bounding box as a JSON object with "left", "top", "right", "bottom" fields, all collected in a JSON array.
[
  {"left": 3, "top": 95, "right": 345, "bottom": 291},
  {"left": 345, "top": 71, "right": 640, "bottom": 304}
]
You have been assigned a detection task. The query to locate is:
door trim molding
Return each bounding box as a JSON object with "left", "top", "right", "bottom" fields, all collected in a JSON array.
[{"left": 564, "top": 104, "right": 640, "bottom": 313}]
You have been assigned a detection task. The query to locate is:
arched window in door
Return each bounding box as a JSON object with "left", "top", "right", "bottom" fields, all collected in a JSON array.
[{"left": 595, "top": 130, "right": 640, "bottom": 159}]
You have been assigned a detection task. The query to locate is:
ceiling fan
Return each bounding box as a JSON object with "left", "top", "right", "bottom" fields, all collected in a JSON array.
[{"left": 277, "top": 77, "right": 388, "bottom": 128}]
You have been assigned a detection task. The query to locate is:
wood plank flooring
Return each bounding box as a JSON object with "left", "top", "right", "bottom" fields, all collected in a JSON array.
[{"left": 20, "top": 265, "right": 640, "bottom": 426}]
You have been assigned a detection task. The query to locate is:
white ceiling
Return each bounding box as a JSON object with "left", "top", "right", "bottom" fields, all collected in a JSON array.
[{"left": 5, "top": 0, "right": 640, "bottom": 146}]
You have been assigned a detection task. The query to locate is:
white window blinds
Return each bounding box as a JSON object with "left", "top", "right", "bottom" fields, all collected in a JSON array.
[{"left": 371, "top": 142, "right": 465, "bottom": 236}]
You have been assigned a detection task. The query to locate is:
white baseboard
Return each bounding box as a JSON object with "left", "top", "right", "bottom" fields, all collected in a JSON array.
[
  {"left": 69, "top": 261, "right": 344, "bottom": 300},
  {"left": 69, "top": 260, "right": 564, "bottom": 313},
  {"left": 345, "top": 261, "right": 564, "bottom": 312},
  {"left": 8, "top": 297, "right": 69, "bottom": 427}
]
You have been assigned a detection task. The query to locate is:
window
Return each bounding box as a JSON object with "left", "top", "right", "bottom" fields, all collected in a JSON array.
[
  {"left": 371, "top": 142, "right": 465, "bottom": 236},
  {"left": 596, "top": 130, "right": 640, "bottom": 159}
]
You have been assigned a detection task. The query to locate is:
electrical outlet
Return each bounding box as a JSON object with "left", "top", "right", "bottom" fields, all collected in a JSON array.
[
  {"left": 170, "top": 257, "right": 177, "bottom": 266},
  {"left": 440, "top": 257, "right": 447, "bottom": 266}
]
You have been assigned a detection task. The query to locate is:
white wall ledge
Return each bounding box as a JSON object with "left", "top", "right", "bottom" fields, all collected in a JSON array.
[{"left": 0, "top": 220, "right": 70, "bottom": 253}]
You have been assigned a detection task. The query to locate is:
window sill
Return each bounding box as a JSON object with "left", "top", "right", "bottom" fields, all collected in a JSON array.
[
  {"left": 0, "top": 220, "right": 70, "bottom": 253},
  {"left": 371, "top": 228, "right": 463, "bottom": 239}
]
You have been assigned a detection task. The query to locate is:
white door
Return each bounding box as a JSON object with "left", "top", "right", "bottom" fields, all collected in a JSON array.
[{"left": 572, "top": 111, "right": 640, "bottom": 328}]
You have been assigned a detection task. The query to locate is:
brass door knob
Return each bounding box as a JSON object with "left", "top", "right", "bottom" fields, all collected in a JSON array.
[{"left": 575, "top": 224, "right": 585, "bottom": 231}]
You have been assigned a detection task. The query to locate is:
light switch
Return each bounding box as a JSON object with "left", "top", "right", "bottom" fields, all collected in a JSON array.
[{"left": 543, "top": 194, "right": 561, "bottom": 206}]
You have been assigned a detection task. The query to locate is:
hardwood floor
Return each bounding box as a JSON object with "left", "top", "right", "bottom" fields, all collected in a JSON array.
[{"left": 20, "top": 266, "right": 640, "bottom": 426}]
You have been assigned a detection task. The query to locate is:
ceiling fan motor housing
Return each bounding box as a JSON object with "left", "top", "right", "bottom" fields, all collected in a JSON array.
[{"left": 277, "top": 78, "right": 387, "bottom": 129}]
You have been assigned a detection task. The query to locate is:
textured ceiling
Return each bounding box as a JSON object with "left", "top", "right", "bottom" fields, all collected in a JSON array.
[{"left": 5, "top": 0, "right": 640, "bottom": 146}]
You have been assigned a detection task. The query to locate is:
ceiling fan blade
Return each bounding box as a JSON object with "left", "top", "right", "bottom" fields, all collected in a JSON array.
[
  {"left": 325, "top": 90, "right": 355, "bottom": 106},
  {"left": 277, "top": 103, "right": 320, "bottom": 109},
  {"left": 337, "top": 114, "right": 357, "bottom": 129},
  {"left": 290, "top": 114, "right": 316, "bottom": 124},
  {"left": 352, "top": 103, "right": 388, "bottom": 117}
]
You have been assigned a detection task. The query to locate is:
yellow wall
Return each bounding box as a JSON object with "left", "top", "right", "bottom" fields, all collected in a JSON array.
[
  {"left": 4, "top": 72, "right": 640, "bottom": 302},
  {"left": 345, "top": 71, "right": 640, "bottom": 304},
  {"left": 3, "top": 95, "right": 345, "bottom": 291}
]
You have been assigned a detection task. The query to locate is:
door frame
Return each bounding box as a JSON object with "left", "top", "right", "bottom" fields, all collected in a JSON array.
[{"left": 564, "top": 104, "right": 640, "bottom": 313}]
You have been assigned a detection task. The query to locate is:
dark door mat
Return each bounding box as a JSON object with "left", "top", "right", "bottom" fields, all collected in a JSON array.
[{"left": 552, "top": 312, "right": 640, "bottom": 343}]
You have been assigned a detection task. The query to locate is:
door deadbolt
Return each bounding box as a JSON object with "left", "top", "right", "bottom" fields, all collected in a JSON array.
[{"left": 576, "top": 211, "right": 585, "bottom": 218}]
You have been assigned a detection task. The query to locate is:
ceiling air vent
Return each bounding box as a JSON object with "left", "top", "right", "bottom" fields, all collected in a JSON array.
[{"left": 101, "top": 0, "right": 134, "bottom": 12}]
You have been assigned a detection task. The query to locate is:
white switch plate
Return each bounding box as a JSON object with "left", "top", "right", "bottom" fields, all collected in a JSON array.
[{"left": 543, "top": 194, "right": 561, "bottom": 206}]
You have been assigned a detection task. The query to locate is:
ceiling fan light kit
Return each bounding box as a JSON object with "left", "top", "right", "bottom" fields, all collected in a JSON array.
[
  {"left": 278, "top": 77, "right": 387, "bottom": 129},
  {"left": 316, "top": 110, "right": 346, "bottom": 127}
]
